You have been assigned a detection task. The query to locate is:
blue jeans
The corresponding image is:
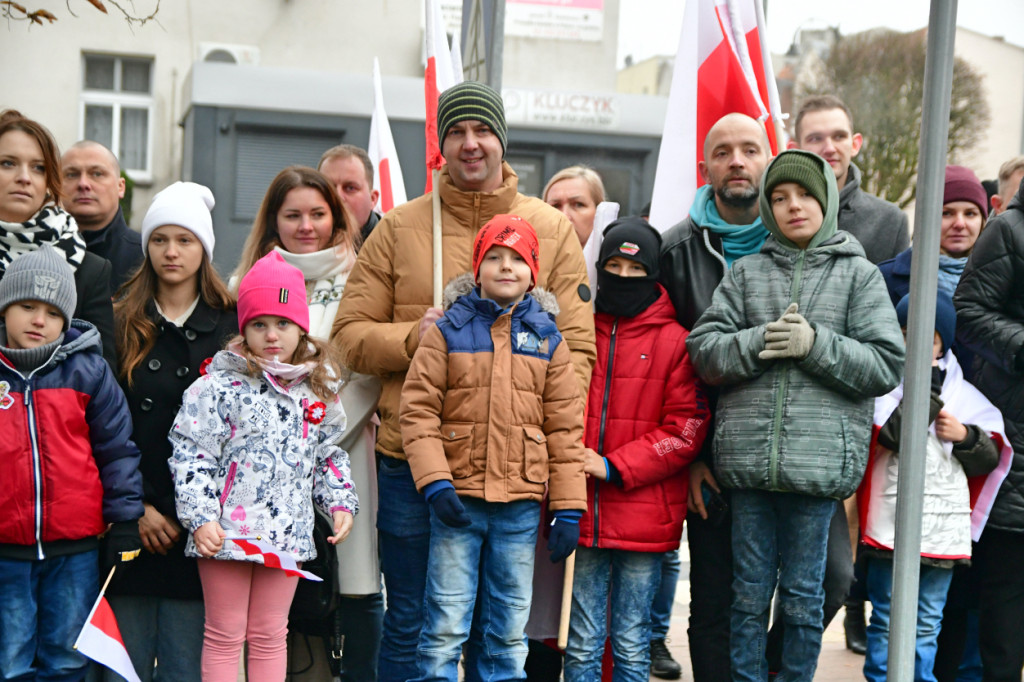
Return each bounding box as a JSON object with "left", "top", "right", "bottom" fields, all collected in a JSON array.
[
  {"left": 564, "top": 547, "right": 662, "bottom": 682},
  {"left": 864, "top": 558, "right": 954, "bottom": 682},
  {"left": 0, "top": 550, "right": 99, "bottom": 681},
  {"left": 650, "top": 550, "right": 680, "bottom": 640},
  {"left": 376, "top": 456, "right": 431, "bottom": 682},
  {"left": 413, "top": 498, "right": 540, "bottom": 682},
  {"left": 103, "top": 595, "right": 204, "bottom": 682},
  {"left": 730, "top": 489, "right": 835, "bottom": 682}
]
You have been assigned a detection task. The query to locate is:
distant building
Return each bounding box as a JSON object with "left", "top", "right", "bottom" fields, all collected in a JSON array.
[{"left": 2, "top": 0, "right": 670, "bottom": 272}]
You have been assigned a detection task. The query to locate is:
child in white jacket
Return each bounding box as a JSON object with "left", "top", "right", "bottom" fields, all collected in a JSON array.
[
  {"left": 169, "top": 251, "right": 358, "bottom": 682},
  {"left": 858, "top": 293, "right": 1011, "bottom": 682}
]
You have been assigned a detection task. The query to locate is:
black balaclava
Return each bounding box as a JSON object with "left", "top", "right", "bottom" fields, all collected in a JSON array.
[{"left": 595, "top": 217, "right": 662, "bottom": 318}]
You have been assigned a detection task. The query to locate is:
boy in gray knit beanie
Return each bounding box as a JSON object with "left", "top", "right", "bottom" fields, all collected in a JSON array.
[{"left": 0, "top": 245, "right": 77, "bottom": 362}]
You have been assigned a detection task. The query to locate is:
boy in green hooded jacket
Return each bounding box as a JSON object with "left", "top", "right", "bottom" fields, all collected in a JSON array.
[{"left": 686, "top": 149, "right": 905, "bottom": 682}]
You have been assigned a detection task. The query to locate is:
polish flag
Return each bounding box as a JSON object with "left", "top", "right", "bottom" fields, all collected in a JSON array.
[
  {"left": 74, "top": 596, "right": 142, "bottom": 682},
  {"left": 230, "top": 537, "right": 324, "bottom": 580},
  {"left": 648, "top": 0, "right": 783, "bottom": 232},
  {"left": 423, "top": 0, "right": 463, "bottom": 192},
  {"left": 368, "top": 58, "right": 408, "bottom": 214}
]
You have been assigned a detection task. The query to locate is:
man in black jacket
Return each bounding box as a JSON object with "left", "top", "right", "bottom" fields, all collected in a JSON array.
[
  {"left": 658, "top": 112, "right": 770, "bottom": 682},
  {"left": 954, "top": 173, "right": 1024, "bottom": 682},
  {"left": 61, "top": 141, "right": 142, "bottom": 292},
  {"left": 791, "top": 95, "right": 909, "bottom": 265}
]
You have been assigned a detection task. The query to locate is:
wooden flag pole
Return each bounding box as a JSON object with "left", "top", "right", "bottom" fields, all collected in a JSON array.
[
  {"left": 557, "top": 551, "right": 575, "bottom": 649},
  {"left": 432, "top": 168, "right": 443, "bottom": 308}
]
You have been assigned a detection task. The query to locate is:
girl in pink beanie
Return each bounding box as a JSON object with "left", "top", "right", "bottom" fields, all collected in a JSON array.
[{"left": 169, "top": 251, "right": 357, "bottom": 682}]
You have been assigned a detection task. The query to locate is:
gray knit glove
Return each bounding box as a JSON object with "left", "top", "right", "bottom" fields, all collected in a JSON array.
[{"left": 759, "top": 303, "right": 816, "bottom": 360}]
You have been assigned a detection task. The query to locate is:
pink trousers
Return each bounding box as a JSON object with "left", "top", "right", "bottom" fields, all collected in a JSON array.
[{"left": 197, "top": 559, "right": 299, "bottom": 682}]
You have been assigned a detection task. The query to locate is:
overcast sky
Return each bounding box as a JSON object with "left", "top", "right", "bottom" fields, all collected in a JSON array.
[{"left": 617, "top": 0, "right": 1024, "bottom": 67}]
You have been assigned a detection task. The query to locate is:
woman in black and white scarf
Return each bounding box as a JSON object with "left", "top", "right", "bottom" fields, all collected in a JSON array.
[{"left": 0, "top": 110, "right": 116, "bottom": 367}]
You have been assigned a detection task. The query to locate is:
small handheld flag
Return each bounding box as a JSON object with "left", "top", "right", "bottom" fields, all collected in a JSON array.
[
  {"left": 74, "top": 567, "right": 142, "bottom": 682},
  {"left": 229, "top": 536, "right": 324, "bottom": 581}
]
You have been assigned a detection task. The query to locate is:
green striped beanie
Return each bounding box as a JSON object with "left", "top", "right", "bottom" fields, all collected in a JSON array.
[{"left": 437, "top": 81, "right": 507, "bottom": 154}]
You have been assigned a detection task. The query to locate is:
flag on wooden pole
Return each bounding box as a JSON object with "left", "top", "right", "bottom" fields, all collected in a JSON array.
[
  {"left": 648, "top": 0, "right": 783, "bottom": 233},
  {"left": 424, "top": 0, "right": 463, "bottom": 192},
  {"left": 74, "top": 571, "right": 142, "bottom": 682},
  {"left": 369, "top": 58, "right": 407, "bottom": 214}
]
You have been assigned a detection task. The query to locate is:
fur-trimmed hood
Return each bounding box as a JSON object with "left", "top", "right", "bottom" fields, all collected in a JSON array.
[{"left": 441, "top": 271, "right": 560, "bottom": 317}]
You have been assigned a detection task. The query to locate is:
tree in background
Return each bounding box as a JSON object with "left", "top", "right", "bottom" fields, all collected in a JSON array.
[
  {"left": 798, "top": 28, "right": 989, "bottom": 209},
  {"left": 1, "top": 0, "right": 158, "bottom": 27}
]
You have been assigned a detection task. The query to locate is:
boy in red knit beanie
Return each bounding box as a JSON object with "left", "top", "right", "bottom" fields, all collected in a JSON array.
[{"left": 400, "top": 214, "right": 586, "bottom": 681}]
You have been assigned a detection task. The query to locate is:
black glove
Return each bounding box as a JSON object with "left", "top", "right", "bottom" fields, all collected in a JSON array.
[
  {"left": 429, "top": 488, "right": 471, "bottom": 528},
  {"left": 547, "top": 519, "right": 580, "bottom": 563},
  {"left": 104, "top": 521, "right": 142, "bottom": 568}
]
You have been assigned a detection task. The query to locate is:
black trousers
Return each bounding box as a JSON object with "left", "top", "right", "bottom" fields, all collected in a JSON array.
[
  {"left": 686, "top": 498, "right": 733, "bottom": 682},
  {"left": 977, "top": 527, "right": 1024, "bottom": 682}
]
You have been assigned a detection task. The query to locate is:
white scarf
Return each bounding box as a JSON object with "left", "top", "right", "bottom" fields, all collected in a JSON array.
[
  {"left": 0, "top": 205, "right": 87, "bottom": 274},
  {"left": 861, "top": 351, "right": 1013, "bottom": 558},
  {"left": 273, "top": 245, "right": 355, "bottom": 339}
]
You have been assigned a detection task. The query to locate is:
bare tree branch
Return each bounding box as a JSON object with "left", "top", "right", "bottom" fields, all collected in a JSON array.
[
  {"left": 3, "top": 0, "right": 159, "bottom": 27},
  {"left": 799, "top": 29, "right": 990, "bottom": 209}
]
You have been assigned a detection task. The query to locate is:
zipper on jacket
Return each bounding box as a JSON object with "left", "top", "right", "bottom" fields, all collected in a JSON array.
[
  {"left": 769, "top": 250, "right": 807, "bottom": 489},
  {"left": 24, "top": 384, "right": 45, "bottom": 560},
  {"left": 593, "top": 319, "right": 619, "bottom": 546}
]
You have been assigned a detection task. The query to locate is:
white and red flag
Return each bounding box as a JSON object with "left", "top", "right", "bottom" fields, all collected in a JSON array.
[
  {"left": 423, "top": 0, "right": 463, "bottom": 191},
  {"left": 74, "top": 594, "right": 142, "bottom": 682},
  {"left": 369, "top": 57, "right": 408, "bottom": 214},
  {"left": 230, "top": 536, "right": 324, "bottom": 581},
  {"left": 648, "top": 0, "right": 783, "bottom": 232}
]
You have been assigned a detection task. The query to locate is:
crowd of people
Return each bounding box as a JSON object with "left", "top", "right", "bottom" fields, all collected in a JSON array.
[{"left": 1, "top": 76, "right": 1023, "bottom": 682}]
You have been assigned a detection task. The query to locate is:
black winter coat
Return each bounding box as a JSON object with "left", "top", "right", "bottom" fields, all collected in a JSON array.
[
  {"left": 658, "top": 215, "right": 727, "bottom": 330},
  {"left": 107, "top": 299, "right": 237, "bottom": 599},
  {"left": 954, "top": 178, "right": 1024, "bottom": 532},
  {"left": 81, "top": 208, "right": 143, "bottom": 293},
  {"left": 73, "top": 251, "right": 118, "bottom": 370}
]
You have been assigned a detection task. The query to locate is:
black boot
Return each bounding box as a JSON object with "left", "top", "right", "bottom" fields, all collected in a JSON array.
[
  {"left": 650, "top": 638, "right": 682, "bottom": 680},
  {"left": 844, "top": 600, "right": 867, "bottom": 655}
]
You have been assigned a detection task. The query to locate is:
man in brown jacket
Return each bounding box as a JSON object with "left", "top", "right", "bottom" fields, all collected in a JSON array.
[{"left": 333, "top": 80, "right": 595, "bottom": 682}]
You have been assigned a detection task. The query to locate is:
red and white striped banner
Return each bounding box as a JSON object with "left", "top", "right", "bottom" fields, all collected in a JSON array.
[{"left": 648, "top": 0, "right": 783, "bottom": 233}]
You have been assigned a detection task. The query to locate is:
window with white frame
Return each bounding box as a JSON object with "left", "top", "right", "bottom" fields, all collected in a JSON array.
[{"left": 79, "top": 53, "right": 154, "bottom": 181}]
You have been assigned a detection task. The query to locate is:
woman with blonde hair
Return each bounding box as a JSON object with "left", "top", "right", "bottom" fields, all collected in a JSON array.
[
  {"left": 543, "top": 165, "right": 606, "bottom": 246},
  {"left": 234, "top": 165, "right": 383, "bottom": 681}
]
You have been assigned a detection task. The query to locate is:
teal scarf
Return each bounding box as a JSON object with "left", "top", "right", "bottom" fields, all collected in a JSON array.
[
  {"left": 689, "top": 186, "right": 768, "bottom": 267},
  {"left": 937, "top": 255, "right": 967, "bottom": 296}
]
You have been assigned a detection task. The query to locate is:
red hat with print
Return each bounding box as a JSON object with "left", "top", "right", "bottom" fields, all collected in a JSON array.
[
  {"left": 472, "top": 214, "right": 540, "bottom": 291},
  {"left": 237, "top": 251, "right": 310, "bottom": 332}
]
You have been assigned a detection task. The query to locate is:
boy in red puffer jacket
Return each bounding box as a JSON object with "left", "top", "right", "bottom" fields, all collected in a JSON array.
[{"left": 563, "top": 217, "right": 710, "bottom": 681}]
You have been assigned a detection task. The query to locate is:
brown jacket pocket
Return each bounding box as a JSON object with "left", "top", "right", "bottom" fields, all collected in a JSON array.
[
  {"left": 441, "top": 422, "right": 475, "bottom": 478},
  {"left": 522, "top": 425, "right": 549, "bottom": 483}
]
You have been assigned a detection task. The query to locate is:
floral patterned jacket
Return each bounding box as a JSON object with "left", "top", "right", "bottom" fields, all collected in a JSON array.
[{"left": 169, "top": 350, "right": 358, "bottom": 562}]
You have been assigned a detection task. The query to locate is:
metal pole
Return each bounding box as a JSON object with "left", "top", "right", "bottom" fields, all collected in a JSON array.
[
  {"left": 888, "top": 0, "right": 958, "bottom": 679},
  {"left": 488, "top": 0, "right": 504, "bottom": 90}
]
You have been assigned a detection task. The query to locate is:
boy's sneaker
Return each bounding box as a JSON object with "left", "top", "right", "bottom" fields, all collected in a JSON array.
[{"left": 650, "top": 638, "right": 682, "bottom": 679}]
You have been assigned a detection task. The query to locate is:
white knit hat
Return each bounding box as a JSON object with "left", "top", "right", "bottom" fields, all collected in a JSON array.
[{"left": 141, "top": 182, "right": 216, "bottom": 260}]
